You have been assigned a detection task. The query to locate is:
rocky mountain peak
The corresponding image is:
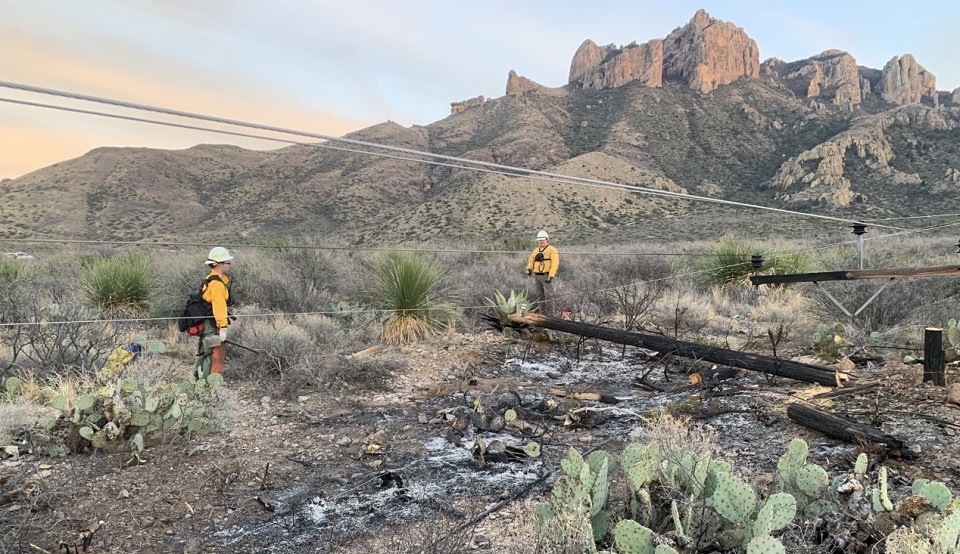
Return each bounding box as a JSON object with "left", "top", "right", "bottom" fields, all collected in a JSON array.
[
  {"left": 567, "top": 9, "right": 758, "bottom": 94},
  {"left": 505, "top": 70, "right": 543, "bottom": 96},
  {"left": 762, "top": 50, "right": 864, "bottom": 110},
  {"left": 880, "top": 54, "right": 937, "bottom": 106},
  {"left": 662, "top": 9, "right": 760, "bottom": 93}
]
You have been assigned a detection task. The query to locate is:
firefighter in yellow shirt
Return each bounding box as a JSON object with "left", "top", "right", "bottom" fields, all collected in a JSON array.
[
  {"left": 195, "top": 247, "right": 234, "bottom": 379},
  {"left": 526, "top": 230, "right": 559, "bottom": 316}
]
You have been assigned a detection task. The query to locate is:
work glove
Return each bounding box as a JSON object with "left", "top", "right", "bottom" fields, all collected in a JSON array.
[
  {"left": 218, "top": 328, "right": 228, "bottom": 342},
  {"left": 526, "top": 269, "right": 532, "bottom": 276},
  {"left": 546, "top": 277, "right": 553, "bottom": 283}
]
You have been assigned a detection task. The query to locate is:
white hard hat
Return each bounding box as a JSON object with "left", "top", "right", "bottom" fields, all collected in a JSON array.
[
  {"left": 205, "top": 246, "right": 234, "bottom": 265},
  {"left": 536, "top": 230, "right": 549, "bottom": 240}
]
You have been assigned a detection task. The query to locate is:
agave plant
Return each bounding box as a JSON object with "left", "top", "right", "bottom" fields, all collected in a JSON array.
[{"left": 481, "top": 290, "right": 532, "bottom": 337}]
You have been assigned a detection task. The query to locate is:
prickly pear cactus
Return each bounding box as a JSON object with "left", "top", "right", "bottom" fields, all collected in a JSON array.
[
  {"left": 937, "top": 510, "right": 960, "bottom": 552},
  {"left": 612, "top": 519, "right": 655, "bottom": 554},
  {"left": 854, "top": 453, "right": 868, "bottom": 479},
  {"left": 710, "top": 472, "right": 757, "bottom": 525},
  {"left": 745, "top": 534, "right": 786, "bottom": 554},
  {"left": 623, "top": 442, "right": 660, "bottom": 493},
  {"left": 872, "top": 467, "right": 894, "bottom": 512},
  {"left": 913, "top": 479, "right": 953, "bottom": 512},
  {"left": 751, "top": 493, "right": 797, "bottom": 537},
  {"left": 796, "top": 464, "right": 829, "bottom": 496}
]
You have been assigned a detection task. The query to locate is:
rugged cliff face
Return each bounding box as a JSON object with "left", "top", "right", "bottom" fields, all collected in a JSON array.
[
  {"left": 562, "top": 9, "right": 941, "bottom": 112},
  {"left": 568, "top": 39, "right": 663, "bottom": 90},
  {"left": 880, "top": 54, "right": 938, "bottom": 106},
  {"left": 661, "top": 9, "right": 760, "bottom": 93},
  {"left": 568, "top": 9, "right": 758, "bottom": 94},
  {"left": 762, "top": 50, "right": 864, "bottom": 111}
]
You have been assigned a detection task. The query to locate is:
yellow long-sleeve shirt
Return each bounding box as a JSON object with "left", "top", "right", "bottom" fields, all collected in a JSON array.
[
  {"left": 526, "top": 244, "right": 559, "bottom": 278},
  {"left": 201, "top": 270, "right": 231, "bottom": 329}
]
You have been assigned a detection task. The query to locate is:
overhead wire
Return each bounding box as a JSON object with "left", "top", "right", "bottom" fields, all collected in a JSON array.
[
  {"left": 0, "top": 81, "right": 918, "bottom": 232},
  {"left": 2, "top": 83, "right": 958, "bottom": 328}
]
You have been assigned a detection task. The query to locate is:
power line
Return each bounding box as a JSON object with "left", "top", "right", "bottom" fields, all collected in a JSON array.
[
  {"left": 0, "top": 94, "right": 806, "bottom": 237},
  {"left": 0, "top": 81, "right": 916, "bottom": 232}
]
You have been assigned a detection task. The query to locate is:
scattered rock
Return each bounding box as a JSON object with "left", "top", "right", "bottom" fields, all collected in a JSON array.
[{"left": 947, "top": 383, "right": 960, "bottom": 406}]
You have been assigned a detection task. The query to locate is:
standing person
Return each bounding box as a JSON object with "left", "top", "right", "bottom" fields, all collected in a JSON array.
[
  {"left": 525, "top": 230, "right": 559, "bottom": 316},
  {"left": 195, "top": 247, "right": 234, "bottom": 379}
]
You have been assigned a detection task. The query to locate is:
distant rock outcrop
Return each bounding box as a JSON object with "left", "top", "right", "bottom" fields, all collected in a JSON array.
[
  {"left": 505, "top": 70, "right": 543, "bottom": 96},
  {"left": 951, "top": 87, "right": 960, "bottom": 104},
  {"left": 450, "top": 95, "right": 485, "bottom": 114},
  {"left": 567, "top": 9, "right": 756, "bottom": 94},
  {"left": 880, "top": 54, "right": 937, "bottom": 105},
  {"left": 662, "top": 9, "right": 760, "bottom": 93},
  {"left": 763, "top": 50, "right": 863, "bottom": 110},
  {"left": 568, "top": 39, "right": 663, "bottom": 90}
]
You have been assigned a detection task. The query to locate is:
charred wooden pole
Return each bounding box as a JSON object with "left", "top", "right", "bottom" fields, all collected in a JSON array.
[
  {"left": 923, "top": 327, "right": 946, "bottom": 386},
  {"left": 510, "top": 313, "right": 849, "bottom": 387},
  {"left": 786, "top": 403, "right": 917, "bottom": 459}
]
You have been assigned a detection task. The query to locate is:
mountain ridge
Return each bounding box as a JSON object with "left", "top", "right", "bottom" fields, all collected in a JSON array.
[{"left": 4, "top": 9, "right": 960, "bottom": 245}]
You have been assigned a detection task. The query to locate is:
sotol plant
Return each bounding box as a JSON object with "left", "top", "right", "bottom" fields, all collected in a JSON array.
[
  {"left": 80, "top": 251, "right": 158, "bottom": 315},
  {"left": 367, "top": 251, "right": 460, "bottom": 344}
]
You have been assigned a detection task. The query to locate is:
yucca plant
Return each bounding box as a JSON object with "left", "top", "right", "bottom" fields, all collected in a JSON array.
[
  {"left": 81, "top": 251, "right": 158, "bottom": 316},
  {"left": 368, "top": 251, "right": 459, "bottom": 344},
  {"left": 698, "top": 238, "right": 809, "bottom": 290},
  {"left": 480, "top": 290, "right": 533, "bottom": 337},
  {"left": 0, "top": 257, "right": 32, "bottom": 283}
]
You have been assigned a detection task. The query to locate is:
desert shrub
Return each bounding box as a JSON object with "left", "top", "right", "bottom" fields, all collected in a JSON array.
[
  {"left": 226, "top": 308, "right": 397, "bottom": 399},
  {"left": 0, "top": 279, "right": 121, "bottom": 377},
  {"left": 596, "top": 254, "right": 675, "bottom": 330},
  {"left": 813, "top": 277, "right": 933, "bottom": 335},
  {"left": 80, "top": 251, "right": 157, "bottom": 315},
  {"left": 234, "top": 237, "right": 362, "bottom": 314},
  {"left": 436, "top": 249, "right": 528, "bottom": 331},
  {"left": 698, "top": 237, "right": 809, "bottom": 290},
  {"left": 0, "top": 258, "right": 36, "bottom": 284},
  {"left": 366, "top": 251, "right": 460, "bottom": 344},
  {"left": 148, "top": 249, "right": 209, "bottom": 320}
]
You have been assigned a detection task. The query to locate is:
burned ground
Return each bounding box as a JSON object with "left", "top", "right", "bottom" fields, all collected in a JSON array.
[{"left": 1, "top": 330, "right": 959, "bottom": 553}]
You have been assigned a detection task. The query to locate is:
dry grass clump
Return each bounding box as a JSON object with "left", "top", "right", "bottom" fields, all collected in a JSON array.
[{"left": 226, "top": 307, "right": 400, "bottom": 400}]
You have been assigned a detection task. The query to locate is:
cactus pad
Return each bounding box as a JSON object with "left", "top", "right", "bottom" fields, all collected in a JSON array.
[
  {"left": 612, "top": 520, "right": 655, "bottom": 554},
  {"left": 746, "top": 535, "right": 786, "bottom": 554},
  {"left": 711, "top": 472, "right": 757, "bottom": 524}
]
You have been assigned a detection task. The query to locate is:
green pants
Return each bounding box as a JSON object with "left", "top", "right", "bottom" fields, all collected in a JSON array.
[{"left": 194, "top": 321, "right": 215, "bottom": 379}]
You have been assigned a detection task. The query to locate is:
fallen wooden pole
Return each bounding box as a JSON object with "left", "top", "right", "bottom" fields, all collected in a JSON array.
[
  {"left": 786, "top": 403, "right": 917, "bottom": 459},
  {"left": 510, "top": 313, "right": 848, "bottom": 386},
  {"left": 548, "top": 388, "right": 620, "bottom": 404}
]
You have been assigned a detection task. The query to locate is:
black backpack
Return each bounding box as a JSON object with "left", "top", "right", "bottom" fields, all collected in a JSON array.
[{"left": 178, "top": 275, "right": 227, "bottom": 334}]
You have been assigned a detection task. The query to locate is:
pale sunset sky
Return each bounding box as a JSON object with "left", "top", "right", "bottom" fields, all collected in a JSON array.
[{"left": 2, "top": 0, "right": 959, "bottom": 179}]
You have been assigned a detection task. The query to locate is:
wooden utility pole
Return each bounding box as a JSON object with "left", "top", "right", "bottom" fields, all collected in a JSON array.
[
  {"left": 750, "top": 264, "right": 960, "bottom": 286},
  {"left": 510, "top": 313, "right": 849, "bottom": 387},
  {"left": 786, "top": 404, "right": 917, "bottom": 459},
  {"left": 924, "top": 327, "right": 946, "bottom": 386}
]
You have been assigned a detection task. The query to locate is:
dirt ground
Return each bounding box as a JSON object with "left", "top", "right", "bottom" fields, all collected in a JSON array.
[{"left": 2, "top": 330, "right": 959, "bottom": 553}]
